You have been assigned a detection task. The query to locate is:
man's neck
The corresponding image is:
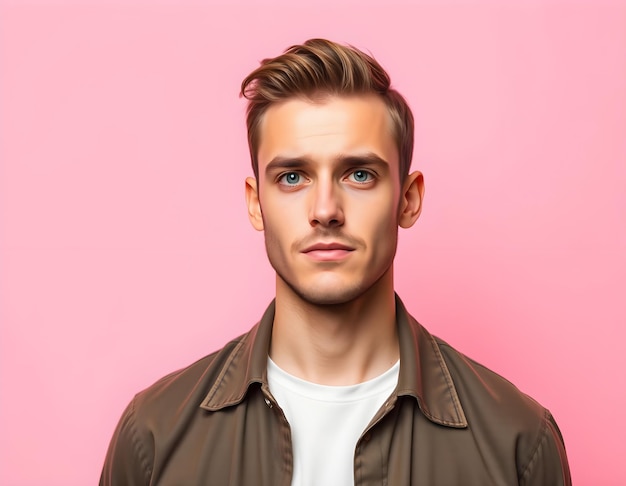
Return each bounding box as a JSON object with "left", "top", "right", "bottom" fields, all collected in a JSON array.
[{"left": 269, "top": 272, "right": 399, "bottom": 386}]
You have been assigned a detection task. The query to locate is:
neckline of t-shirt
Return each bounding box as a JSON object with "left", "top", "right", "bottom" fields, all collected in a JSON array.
[{"left": 267, "top": 357, "right": 400, "bottom": 403}]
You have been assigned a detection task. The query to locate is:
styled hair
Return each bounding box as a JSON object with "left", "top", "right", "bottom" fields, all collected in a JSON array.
[{"left": 240, "top": 38, "right": 414, "bottom": 182}]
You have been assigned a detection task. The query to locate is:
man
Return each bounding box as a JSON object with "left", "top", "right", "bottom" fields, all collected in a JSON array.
[{"left": 100, "top": 39, "right": 571, "bottom": 485}]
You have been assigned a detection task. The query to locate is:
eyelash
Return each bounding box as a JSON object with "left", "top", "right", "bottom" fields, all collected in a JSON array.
[
  {"left": 347, "top": 170, "right": 375, "bottom": 184},
  {"left": 277, "top": 172, "right": 306, "bottom": 186}
]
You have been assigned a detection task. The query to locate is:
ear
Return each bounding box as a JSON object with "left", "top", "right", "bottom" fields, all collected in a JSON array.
[
  {"left": 398, "top": 171, "right": 425, "bottom": 229},
  {"left": 245, "top": 176, "right": 264, "bottom": 231}
]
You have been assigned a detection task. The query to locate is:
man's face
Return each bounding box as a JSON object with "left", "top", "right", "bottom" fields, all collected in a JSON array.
[{"left": 246, "top": 95, "right": 422, "bottom": 306}]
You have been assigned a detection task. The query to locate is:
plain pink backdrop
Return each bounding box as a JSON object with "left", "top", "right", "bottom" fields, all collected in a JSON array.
[{"left": 1, "top": 1, "right": 625, "bottom": 484}]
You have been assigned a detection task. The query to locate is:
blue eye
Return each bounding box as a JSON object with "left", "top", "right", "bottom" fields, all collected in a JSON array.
[
  {"left": 279, "top": 172, "right": 301, "bottom": 185},
  {"left": 350, "top": 170, "right": 373, "bottom": 183}
]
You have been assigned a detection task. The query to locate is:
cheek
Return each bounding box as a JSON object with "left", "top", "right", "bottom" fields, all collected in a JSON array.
[
  {"left": 351, "top": 193, "right": 398, "bottom": 231},
  {"left": 353, "top": 200, "right": 400, "bottom": 257},
  {"left": 261, "top": 188, "right": 308, "bottom": 222},
  {"left": 260, "top": 197, "right": 303, "bottom": 244}
]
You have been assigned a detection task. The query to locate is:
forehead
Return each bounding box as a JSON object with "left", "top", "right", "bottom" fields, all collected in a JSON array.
[{"left": 257, "top": 95, "right": 398, "bottom": 171}]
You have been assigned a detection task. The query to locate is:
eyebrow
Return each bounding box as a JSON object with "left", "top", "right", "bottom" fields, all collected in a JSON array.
[{"left": 265, "top": 152, "right": 390, "bottom": 174}]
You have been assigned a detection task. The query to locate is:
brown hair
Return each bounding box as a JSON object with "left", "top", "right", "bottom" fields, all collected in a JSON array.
[{"left": 240, "top": 38, "right": 414, "bottom": 182}]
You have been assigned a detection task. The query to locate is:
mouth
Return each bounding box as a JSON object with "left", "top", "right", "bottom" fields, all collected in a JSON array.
[{"left": 301, "top": 242, "right": 355, "bottom": 262}]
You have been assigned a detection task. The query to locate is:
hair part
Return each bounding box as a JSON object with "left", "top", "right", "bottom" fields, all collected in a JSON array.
[{"left": 240, "top": 38, "right": 414, "bottom": 182}]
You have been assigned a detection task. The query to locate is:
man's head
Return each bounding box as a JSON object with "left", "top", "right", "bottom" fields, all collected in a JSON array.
[
  {"left": 242, "top": 39, "right": 424, "bottom": 306},
  {"left": 241, "top": 38, "right": 414, "bottom": 184}
]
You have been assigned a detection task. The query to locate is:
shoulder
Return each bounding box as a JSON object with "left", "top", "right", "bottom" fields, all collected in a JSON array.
[
  {"left": 133, "top": 331, "right": 249, "bottom": 417},
  {"left": 435, "top": 337, "right": 570, "bottom": 484},
  {"left": 435, "top": 336, "right": 545, "bottom": 422},
  {"left": 100, "top": 331, "right": 252, "bottom": 485}
]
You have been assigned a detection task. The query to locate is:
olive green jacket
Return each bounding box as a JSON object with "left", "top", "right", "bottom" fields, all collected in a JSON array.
[{"left": 100, "top": 297, "right": 571, "bottom": 485}]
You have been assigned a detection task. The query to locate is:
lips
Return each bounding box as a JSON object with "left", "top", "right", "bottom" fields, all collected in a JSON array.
[
  {"left": 302, "top": 242, "right": 354, "bottom": 252},
  {"left": 301, "top": 242, "right": 355, "bottom": 261}
]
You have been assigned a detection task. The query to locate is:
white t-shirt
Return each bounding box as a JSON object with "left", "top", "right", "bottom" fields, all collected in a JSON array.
[{"left": 267, "top": 357, "right": 400, "bottom": 486}]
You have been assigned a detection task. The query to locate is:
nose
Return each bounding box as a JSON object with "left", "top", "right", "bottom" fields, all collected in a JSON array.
[{"left": 309, "top": 178, "right": 344, "bottom": 228}]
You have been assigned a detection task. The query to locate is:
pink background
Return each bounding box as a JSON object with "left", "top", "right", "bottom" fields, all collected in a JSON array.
[{"left": 1, "top": 1, "right": 624, "bottom": 484}]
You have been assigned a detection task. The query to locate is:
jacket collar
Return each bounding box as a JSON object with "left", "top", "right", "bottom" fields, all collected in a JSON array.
[{"left": 200, "top": 296, "right": 467, "bottom": 428}]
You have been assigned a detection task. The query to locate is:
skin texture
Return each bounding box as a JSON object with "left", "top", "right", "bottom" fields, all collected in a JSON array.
[{"left": 245, "top": 95, "right": 424, "bottom": 384}]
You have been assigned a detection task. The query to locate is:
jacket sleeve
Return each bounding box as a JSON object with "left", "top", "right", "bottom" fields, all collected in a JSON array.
[
  {"left": 519, "top": 410, "right": 572, "bottom": 486},
  {"left": 100, "top": 398, "right": 154, "bottom": 486}
]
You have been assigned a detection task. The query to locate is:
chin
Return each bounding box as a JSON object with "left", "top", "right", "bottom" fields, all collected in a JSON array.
[
  {"left": 297, "top": 291, "right": 358, "bottom": 306},
  {"left": 284, "top": 277, "right": 374, "bottom": 307}
]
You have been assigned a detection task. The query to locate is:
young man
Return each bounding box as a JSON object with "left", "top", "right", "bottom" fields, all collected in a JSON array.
[{"left": 100, "top": 39, "right": 571, "bottom": 485}]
